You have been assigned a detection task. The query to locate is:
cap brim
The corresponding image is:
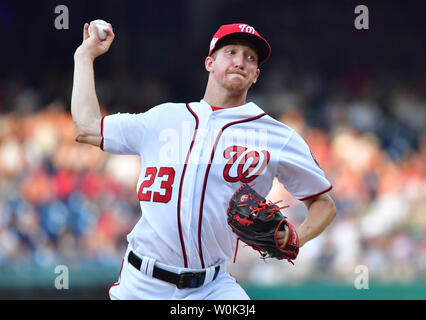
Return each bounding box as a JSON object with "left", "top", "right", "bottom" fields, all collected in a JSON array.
[{"left": 210, "top": 33, "right": 271, "bottom": 65}]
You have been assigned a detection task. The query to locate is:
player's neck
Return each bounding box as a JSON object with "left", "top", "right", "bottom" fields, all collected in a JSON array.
[{"left": 203, "top": 87, "right": 248, "bottom": 109}]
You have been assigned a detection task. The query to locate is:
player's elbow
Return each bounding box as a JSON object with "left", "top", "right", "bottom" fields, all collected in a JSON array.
[
  {"left": 74, "top": 125, "right": 90, "bottom": 143},
  {"left": 73, "top": 117, "right": 102, "bottom": 140},
  {"left": 74, "top": 133, "right": 86, "bottom": 144},
  {"left": 325, "top": 196, "right": 337, "bottom": 223},
  {"left": 74, "top": 133, "right": 103, "bottom": 147},
  {"left": 73, "top": 121, "right": 103, "bottom": 147},
  {"left": 307, "top": 193, "right": 337, "bottom": 225}
]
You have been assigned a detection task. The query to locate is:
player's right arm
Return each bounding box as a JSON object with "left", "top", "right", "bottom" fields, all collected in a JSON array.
[{"left": 71, "top": 22, "right": 115, "bottom": 147}]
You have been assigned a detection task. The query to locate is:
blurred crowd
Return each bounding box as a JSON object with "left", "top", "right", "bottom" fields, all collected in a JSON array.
[
  {"left": 0, "top": 63, "right": 425, "bottom": 286},
  {"left": 0, "top": 102, "right": 142, "bottom": 268}
]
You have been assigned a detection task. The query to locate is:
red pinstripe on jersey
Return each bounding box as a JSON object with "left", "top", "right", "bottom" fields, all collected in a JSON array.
[
  {"left": 176, "top": 104, "right": 199, "bottom": 268},
  {"left": 299, "top": 185, "right": 333, "bottom": 201}
]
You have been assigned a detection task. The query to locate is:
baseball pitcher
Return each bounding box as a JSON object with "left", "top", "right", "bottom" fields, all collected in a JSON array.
[{"left": 71, "top": 21, "right": 337, "bottom": 299}]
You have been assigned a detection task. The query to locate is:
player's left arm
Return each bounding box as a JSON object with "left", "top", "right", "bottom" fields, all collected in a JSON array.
[
  {"left": 276, "top": 130, "right": 337, "bottom": 249},
  {"left": 297, "top": 192, "right": 337, "bottom": 247},
  {"left": 276, "top": 192, "right": 336, "bottom": 248}
]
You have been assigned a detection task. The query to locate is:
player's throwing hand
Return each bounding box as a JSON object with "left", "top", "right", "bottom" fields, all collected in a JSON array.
[{"left": 74, "top": 21, "right": 115, "bottom": 61}]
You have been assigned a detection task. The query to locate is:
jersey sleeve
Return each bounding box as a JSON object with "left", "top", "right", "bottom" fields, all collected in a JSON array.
[
  {"left": 276, "top": 130, "right": 332, "bottom": 200},
  {"left": 101, "top": 111, "right": 151, "bottom": 155}
]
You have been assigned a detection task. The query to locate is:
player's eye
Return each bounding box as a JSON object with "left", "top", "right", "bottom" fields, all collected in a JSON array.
[{"left": 226, "top": 49, "right": 236, "bottom": 55}]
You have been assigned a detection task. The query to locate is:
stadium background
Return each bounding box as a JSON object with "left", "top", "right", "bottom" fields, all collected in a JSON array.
[{"left": 0, "top": 0, "right": 425, "bottom": 299}]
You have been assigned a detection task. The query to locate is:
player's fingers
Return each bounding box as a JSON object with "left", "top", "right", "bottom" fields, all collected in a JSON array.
[
  {"left": 103, "top": 26, "right": 115, "bottom": 40},
  {"left": 277, "top": 227, "right": 289, "bottom": 248},
  {"left": 90, "top": 22, "right": 101, "bottom": 41},
  {"left": 277, "top": 231, "right": 285, "bottom": 248},
  {"left": 276, "top": 231, "right": 284, "bottom": 246},
  {"left": 83, "top": 23, "right": 89, "bottom": 41}
]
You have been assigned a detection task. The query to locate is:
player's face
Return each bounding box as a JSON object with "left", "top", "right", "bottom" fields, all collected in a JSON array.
[{"left": 206, "top": 40, "right": 260, "bottom": 93}]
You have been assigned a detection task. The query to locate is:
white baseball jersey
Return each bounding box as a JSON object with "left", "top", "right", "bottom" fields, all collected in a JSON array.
[{"left": 101, "top": 99, "right": 332, "bottom": 270}]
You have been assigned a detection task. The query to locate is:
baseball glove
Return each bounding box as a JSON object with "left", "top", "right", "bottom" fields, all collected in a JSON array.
[{"left": 227, "top": 183, "right": 299, "bottom": 264}]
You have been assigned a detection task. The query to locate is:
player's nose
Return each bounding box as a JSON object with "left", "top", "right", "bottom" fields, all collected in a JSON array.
[{"left": 232, "top": 52, "right": 245, "bottom": 69}]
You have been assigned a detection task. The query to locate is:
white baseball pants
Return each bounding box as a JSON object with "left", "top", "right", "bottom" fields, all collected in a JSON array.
[{"left": 108, "top": 245, "right": 250, "bottom": 300}]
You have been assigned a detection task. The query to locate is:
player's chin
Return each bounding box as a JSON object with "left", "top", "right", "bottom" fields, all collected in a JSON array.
[{"left": 224, "top": 78, "right": 251, "bottom": 91}]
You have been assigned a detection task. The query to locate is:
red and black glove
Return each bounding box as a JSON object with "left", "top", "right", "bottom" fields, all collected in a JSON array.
[{"left": 227, "top": 183, "right": 299, "bottom": 264}]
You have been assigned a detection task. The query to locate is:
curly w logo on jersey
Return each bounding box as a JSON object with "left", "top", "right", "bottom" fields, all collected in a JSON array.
[{"left": 223, "top": 145, "right": 270, "bottom": 183}]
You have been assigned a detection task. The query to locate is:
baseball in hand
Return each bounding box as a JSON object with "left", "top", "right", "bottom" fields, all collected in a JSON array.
[{"left": 88, "top": 19, "right": 109, "bottom": 40}]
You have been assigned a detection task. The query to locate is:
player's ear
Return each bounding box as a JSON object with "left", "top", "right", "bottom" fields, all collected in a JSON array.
[
  {"left": 253, "top": 68, "right": 260, "bottom": 84},
  {"left": 205, "top": 56, "right": 214, "bottom": 72}
]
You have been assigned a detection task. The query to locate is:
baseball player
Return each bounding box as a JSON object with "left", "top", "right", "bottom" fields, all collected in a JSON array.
[{"left": 71, "top": 21, "right": 337, "bottom": 300}]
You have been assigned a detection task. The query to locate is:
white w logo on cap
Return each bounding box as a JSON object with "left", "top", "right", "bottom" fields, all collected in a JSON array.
[{"left": 238, "top": 24, "right": 255, "bottom": 34}]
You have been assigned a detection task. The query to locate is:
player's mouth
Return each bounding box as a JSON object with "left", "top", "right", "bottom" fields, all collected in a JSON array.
[{"left": 227, "top": 71, "right": 246, "bottom": 78}]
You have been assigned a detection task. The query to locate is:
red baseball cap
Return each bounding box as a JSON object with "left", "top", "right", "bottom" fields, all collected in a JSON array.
[{"left": 208, "top": 23, "right": 271, "bottom": 65}]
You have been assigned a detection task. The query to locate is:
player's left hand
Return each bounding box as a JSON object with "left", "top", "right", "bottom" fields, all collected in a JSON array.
[
  {"left": 276, "top": 230, "right": 287, "bottom": 247},
  {"left": 227, "top": 183, "right": 300, "bottom": 263},
  {"left": 279, "top": 227, "right": 308, "bottom": 248}
]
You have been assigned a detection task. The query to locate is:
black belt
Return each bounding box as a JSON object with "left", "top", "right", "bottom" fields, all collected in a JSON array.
[{"left": 128, "top": 251, "right": 220, "bottom": 289}]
